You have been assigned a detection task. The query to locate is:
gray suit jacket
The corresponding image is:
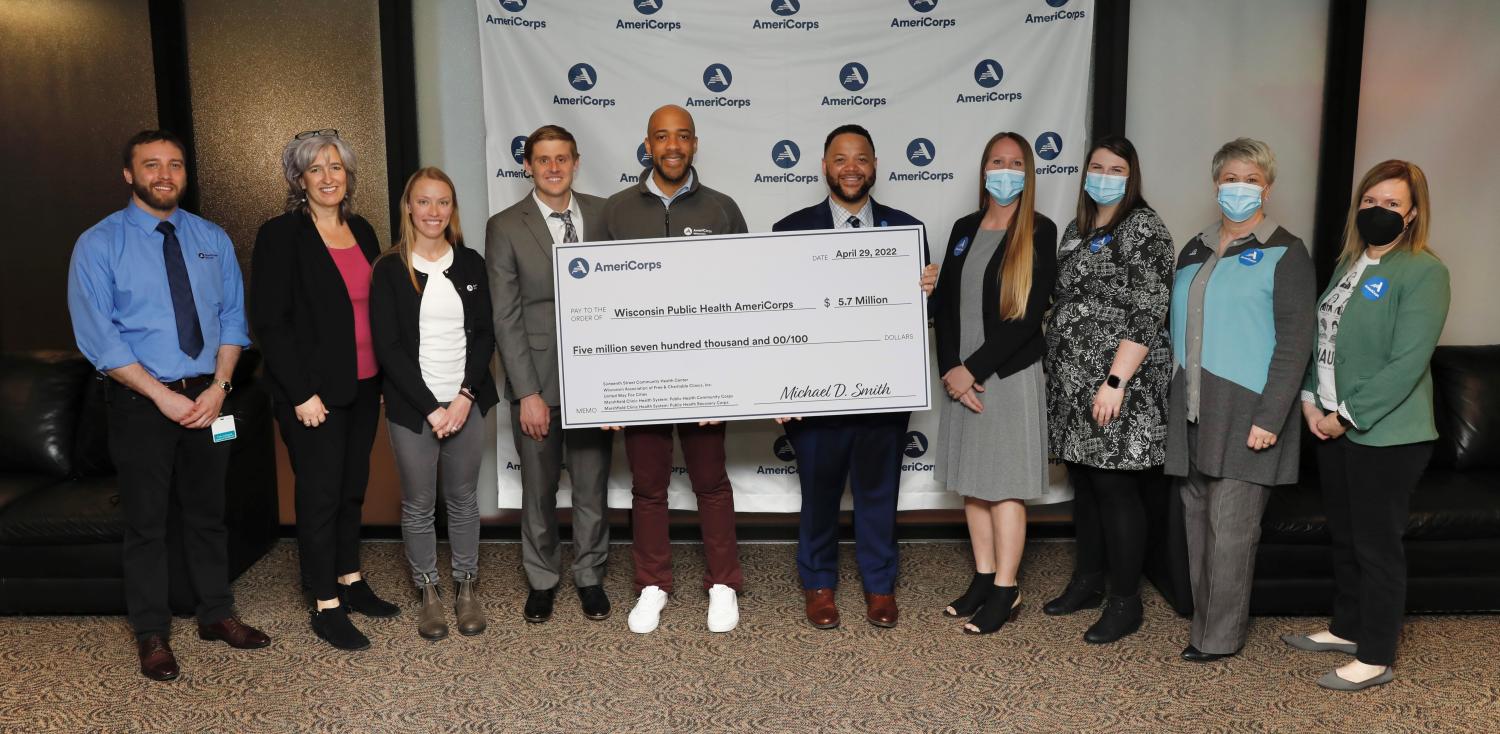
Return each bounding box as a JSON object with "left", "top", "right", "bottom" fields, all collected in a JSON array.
[{"left": 485, "top": 191, "right": 606, "bottom": 405}]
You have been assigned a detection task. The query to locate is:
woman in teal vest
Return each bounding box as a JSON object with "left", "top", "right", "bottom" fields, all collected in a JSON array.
[{"left": 1282, "top": 160, "right": 1450, "bottom": 691}]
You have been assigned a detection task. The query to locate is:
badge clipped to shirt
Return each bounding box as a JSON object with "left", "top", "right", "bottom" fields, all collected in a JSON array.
[
  {"left": 1089, "top": 234, "right": 1113, "bottom": 253},
  {"left": 1361, "top": 276, "right": 1390, "bottom": 301},
  {"left": 211, "top": 415, "right": 237, "bottom": 443},
  {"left": 1238, "top": 248, "right": 1264, "bottom": 266}
]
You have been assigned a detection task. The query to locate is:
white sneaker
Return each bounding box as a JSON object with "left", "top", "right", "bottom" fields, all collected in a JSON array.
[
  {"left": 628, "top": 586, "right": 668, "bottom": 634},
  {"left": 706, "top": 584, "right": 739, "bottom": 633}
]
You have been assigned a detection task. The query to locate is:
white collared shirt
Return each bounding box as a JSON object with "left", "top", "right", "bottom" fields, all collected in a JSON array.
[
  {"left": 645, "top": 170, "right": 695, "bottom": 207},
  {"left": 829, "top": 198, "right": 874, "bottom": 229},
  {"left": 531, "top": 191, "right": 584, "bottom": 245}
]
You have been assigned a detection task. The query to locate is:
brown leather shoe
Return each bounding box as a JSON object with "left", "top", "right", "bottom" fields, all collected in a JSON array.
[
  {"left": 865, "top": 592, "right": 899, "bottom": 628},
  {"left": 136, "top": 635, "right": 179, "bottom": 681},
  {"left": 804, "top": 588, "right": 840, "bottom": 629},
  {"left": 197, "top": 616, "right": 271, "bottom": 649}
]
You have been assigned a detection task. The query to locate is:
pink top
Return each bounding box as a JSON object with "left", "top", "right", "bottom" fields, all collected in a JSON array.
[{"left": 327, "top": 245, "right": 379, "bottom": 379}]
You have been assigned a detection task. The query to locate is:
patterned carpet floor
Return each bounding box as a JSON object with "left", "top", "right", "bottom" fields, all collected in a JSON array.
[{"left": 2, "top": 540, "right": 1498, "bottom": 733}]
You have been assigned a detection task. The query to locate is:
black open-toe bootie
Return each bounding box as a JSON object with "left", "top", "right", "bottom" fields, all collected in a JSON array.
[
  {"left": 944, "top": 572, "right": 996, "bottom": 617},
  {"left": 963, "top": 585, "right": 1020, "bottom": 635}
]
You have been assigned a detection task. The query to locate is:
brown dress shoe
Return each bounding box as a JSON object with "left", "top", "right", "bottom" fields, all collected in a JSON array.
[
  {"left": 865, "top": 592, "right": 899, "bottom": 628},
  {"left": 136, "top": 635, "right": 179, "bottom": 681},
  {"left": 804, "top": 588, "right": 840, "bottom": 629},
  {"left": 197, "top": 616, "right": 271, "bottom": 649}
]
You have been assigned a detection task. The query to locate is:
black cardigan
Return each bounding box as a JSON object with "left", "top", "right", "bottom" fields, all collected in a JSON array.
[
  {"left": 930, "top": 209, "right": 1058, "bottom": 383},
  {"left": 250, "top": 210, "right": 381, "bottom": 408},
  {"left": 368, "top": 243, "right": 499, "bottom": 432}
]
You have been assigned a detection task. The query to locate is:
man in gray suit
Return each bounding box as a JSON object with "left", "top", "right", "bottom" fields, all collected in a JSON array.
[{"left": 486, "top": 125, "right": 614, "bottom": 624}]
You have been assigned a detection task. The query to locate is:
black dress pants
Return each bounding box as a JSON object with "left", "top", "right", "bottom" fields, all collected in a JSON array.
[
  {"left": 1068, "top": 462, "right": 1153, "bottom": 596},
  {"left": 1317, "top": 436, "right": 1432, "bottom": 667},
  {"left": 276, "top": 377, "right": 381, "bottom": 602},
  {"left": 107, "top": 380, "right": 234, "bottom": 639}
]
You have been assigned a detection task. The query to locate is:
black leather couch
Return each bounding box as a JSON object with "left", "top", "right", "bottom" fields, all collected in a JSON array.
[
  {"left": 0, "top": 351, "right": 278, "bottom": 614},
  {"left": 1145, "top": 345, "right": 1500, "bottom": 616}
]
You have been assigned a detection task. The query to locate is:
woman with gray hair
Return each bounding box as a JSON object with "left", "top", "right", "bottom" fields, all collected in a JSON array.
[
  {"left": 1165, "top": 137, "right": 1315, "bottom": 662},
  {"left": 251, "top": 129, "right": 399, "bottom": 651}
]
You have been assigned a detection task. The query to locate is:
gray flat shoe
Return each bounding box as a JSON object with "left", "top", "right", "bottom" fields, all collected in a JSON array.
[
  {"left": 1281, "top": 633, "right": 1357, "bottom": 654},
  {"left": 1316, "top": 667, "right": 1393, "bottom": 691}
]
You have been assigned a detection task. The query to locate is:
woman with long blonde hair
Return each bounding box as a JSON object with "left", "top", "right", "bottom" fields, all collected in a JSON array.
[
  {"left": 930, "top": 131, "right": 1058, "bottom": 634},
  {"left": 369, "top": 167, "right": 499, "bottom": 640},
  {"left": 1284, "top": 160, "right": 1449, "bottom": 691}
]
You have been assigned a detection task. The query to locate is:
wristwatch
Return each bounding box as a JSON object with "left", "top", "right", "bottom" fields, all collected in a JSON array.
[
  {"left": 1335, "top": 413, "right": 1353, "bottom": 429},
  {"left": 1104, "top": 374, "right": 1123, "bottom": 389},
  {"left": 217, "top": 380, "right": 233, "bottom": 395}
]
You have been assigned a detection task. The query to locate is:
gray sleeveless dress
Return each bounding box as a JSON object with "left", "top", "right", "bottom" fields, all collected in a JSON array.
[{"left": 936, "top": 228, "right": 1050, "bottom": 501}]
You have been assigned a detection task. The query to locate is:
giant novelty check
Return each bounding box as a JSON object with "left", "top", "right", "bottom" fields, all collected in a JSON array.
[{"left": 554, "top": 227, "right": 931, "bottom": 428}]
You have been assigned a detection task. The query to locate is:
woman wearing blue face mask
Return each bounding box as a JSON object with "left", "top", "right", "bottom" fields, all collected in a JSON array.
[
  {"left": 1166, "top": 137, "right": 1316, "bottom": 662},
  {"left": 1042, "top": 136, "right": 1175, "bottom": 644},
  {"left": 930, "top": 131, "right": 1057, "bottom": 635}
]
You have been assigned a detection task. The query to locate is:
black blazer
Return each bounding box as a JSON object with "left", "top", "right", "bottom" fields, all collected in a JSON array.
[
  {"left": 930, "top": 210, "right": 1058, "bottom": 383},
  {"left": 771, "top": 197, "right": 929, "bottom": 262},
  {"left": 249, "top": 210, "right": 381, "bottom": 408},
  {"left": 369, "top": 243, "right": 499, "bottom": 432}
]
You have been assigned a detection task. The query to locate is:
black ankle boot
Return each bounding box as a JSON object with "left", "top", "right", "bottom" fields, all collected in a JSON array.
[
  {"left": 1084, "top": 594, "right": 1142, "bottom": 644},
  {"left": 962, "top": 585, "right": 1020, "bottom": 635},
  {"left": 944, "top": 572, "right": 997, "bottom": 617},
  {"left": 311, "top": 606, "right": 370, "bottom": 651},
  {"left": 1042, "top": 573, "right": 1105, "bottom": 616},
  {"left": 339, "top": 578, "right": 401, "bottom": 618}
]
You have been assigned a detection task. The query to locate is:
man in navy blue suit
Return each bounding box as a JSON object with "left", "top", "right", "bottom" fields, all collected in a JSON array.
[{"left": 771, "top": 124, "right": 936, "bottom": 629}]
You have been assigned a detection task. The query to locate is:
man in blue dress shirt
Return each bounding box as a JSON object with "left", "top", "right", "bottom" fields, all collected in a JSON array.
[{"left": 67, "top": 130, "right": 269, "bottom": 681}]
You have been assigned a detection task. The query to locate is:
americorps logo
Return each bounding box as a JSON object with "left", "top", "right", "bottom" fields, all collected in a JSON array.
[
  {"left": 774, "top": 435, "right": 796, "bottom": 461},
  {"left": 823, "top": 62, "right": 885, "bottom": 107},
  {"left": 1033, "top": 131, "right": 1078, "bottom": 175},
  {"left": 568, "top": 257, "right": 590, "bottom": 279},
  {"left": 495, "top": 135, "right": 529, "bottom": 179},
  {"left": 891, "top": 138, "right": 953, "bottom": 182},
  {"left": 618, "top": 0, "right": 682, "bottom": 31},
  {"left": 754, "top": 140, "right": 818, "bottom": 184},
  {"left": 1035, "top": 131, "right": 1062, "bottom": 160},
  {"left": 958, "top": 58, "right": 1021, "bottom": 104},
  {"left": 772, "top": 140, "right": 800, "bottom": 169},
  {"left": 754, "top": 0, "right": 818, "bottom": 30},
  {"left": 974, "top": 59, "right": 1003, "bottom": 88},
  {"left": 618, "top": 144, "right": 652, "bottom": 183},
  {"left": 1028, "top": 0, "right": 1087, "bottom": 23},
  {"left": 902, "top": 431, "right": 933, "bottom": 471},
  {"left": 687, "top": 63, "right": 751, "bottom": 108},
  {"left": 569, "top": 257, "right": 663, "bottom": 277},
  {"left": 893, "top": 0, "right": 957, "bottom": 28},
  {"left": 484, "top": 0, "right": 545, "bottom": 30},
  {"left": 906, "top": 138, "right": 935, "bottom": 167},
  {"left": 556, "top": 63, "right": 616, "bottom": 108},
  {"left": 840, "top": 62, "right": 868, "bottom": 91}
]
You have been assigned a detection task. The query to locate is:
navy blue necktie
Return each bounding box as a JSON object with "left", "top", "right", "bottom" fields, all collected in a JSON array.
[
  {"left": 846, "top": 215, "right": 861, "bottom": 228},
  {"left": 157, "top": 221, "right": 204, "bottom": 359}
]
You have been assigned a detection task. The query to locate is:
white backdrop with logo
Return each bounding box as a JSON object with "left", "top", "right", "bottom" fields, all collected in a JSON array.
[{"left": 476, "top": 0, "right": 1093, "bottom": 511}]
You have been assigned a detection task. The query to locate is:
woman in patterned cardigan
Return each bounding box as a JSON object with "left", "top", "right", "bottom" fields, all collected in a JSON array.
[{"left": 1042, "top": 136, "right": 1175, "bottom": 644}]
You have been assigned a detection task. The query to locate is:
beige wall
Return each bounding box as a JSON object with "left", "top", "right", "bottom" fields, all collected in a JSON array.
[{"left": 1356, "top": 0, "right": 1500, "bottom": 345}]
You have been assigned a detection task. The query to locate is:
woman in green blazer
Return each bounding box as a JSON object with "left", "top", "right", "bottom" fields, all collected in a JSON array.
[{"left": 1284, "top": 160, "right": 1451, "bottom": 691}]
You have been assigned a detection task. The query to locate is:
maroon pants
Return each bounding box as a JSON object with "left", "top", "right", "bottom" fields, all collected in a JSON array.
[{"left": 624, "top": 422, "right": 743, "bottom": 593}]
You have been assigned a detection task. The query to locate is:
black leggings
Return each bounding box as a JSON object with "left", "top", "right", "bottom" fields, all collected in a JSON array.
[{"left": 1068, "top": 462, "right": 1151, "bottom": 596}]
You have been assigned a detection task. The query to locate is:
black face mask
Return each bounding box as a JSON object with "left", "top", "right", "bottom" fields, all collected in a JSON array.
[{"left": 1356, "top": 206, "right": 1406, "bottom": 246}]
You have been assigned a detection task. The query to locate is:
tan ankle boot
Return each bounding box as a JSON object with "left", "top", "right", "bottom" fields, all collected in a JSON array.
[
  {"left": 418, "top": 583, "right": 448, "bottom": 640},
  {"left": 454, "top": 578, "right": 486, "bottom": 636}
]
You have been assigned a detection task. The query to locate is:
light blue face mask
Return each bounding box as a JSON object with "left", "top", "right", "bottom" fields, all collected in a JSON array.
[
  {"left": 1217, "top": 182, "right": 1263, "bottom": 222},
  {"left": 1084, "top": 172, "right": 1127, "bottom": 206},
  {"left": 985, "top": 169, "right": 1026, "bottom": 205}
]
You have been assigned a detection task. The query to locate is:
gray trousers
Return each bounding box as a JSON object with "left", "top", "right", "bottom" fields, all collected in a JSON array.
[
  {"left": 513, "top": 404, "right": 613, "bottom": 590},
  {"left": 1181, "top": 454, "right": 1272, "bottom": 655},
  {"left": 388, "top": 411, "right": 485, "bottom": 585}
]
